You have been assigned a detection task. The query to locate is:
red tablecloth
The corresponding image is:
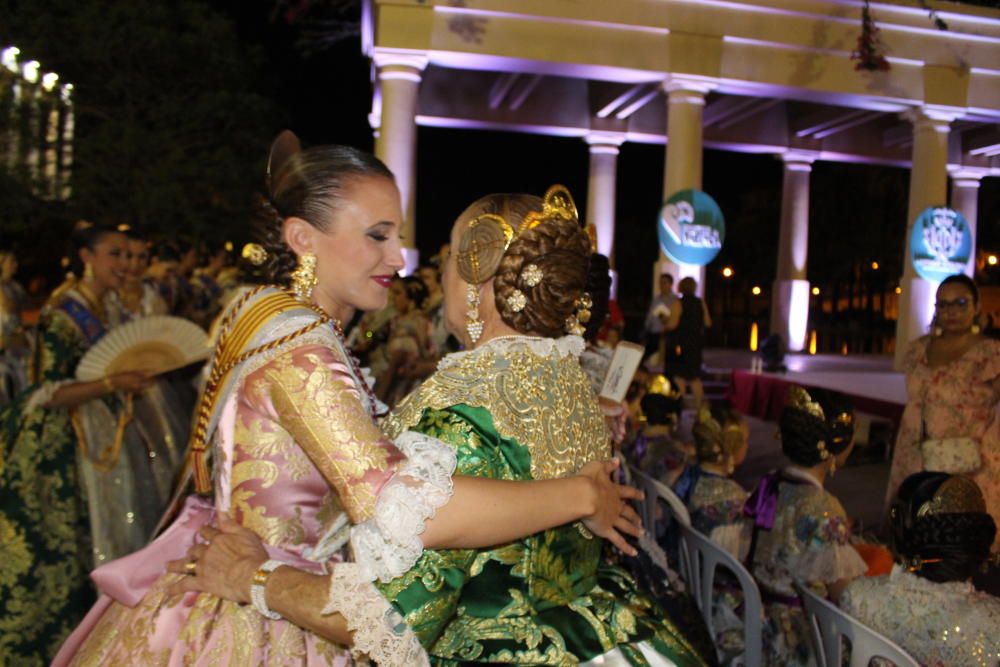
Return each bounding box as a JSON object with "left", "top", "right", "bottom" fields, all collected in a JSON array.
[{"left": 727, "top": 370, "right": 904, "bottom": 425}]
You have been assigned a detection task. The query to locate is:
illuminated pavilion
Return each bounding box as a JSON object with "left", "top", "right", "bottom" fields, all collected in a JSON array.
[{"left": 361, "top": 0, "right": 1000, "bottom": 365}]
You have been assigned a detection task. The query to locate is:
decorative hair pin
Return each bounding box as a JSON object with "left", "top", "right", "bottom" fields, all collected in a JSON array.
[
  {"left": 787, "top": 386, "right": 825, "bottom": 420},
  {"left": 816, "top": 440, "right": 831, "bottom": 460},
  {"left": 522, "top": 263, "right": 543, "bottom": 287},
  {"left": 242, "top": 243, "right": 268, "bottom": 266},
  {"left": 916, "top": 475, "right": 986, "bottom": 517},
  {"left": 564, "top": 292, "right": 593, "bottom": 336},
  {"left": 506, "top": 289, "right": 527, "bottom": 313}
]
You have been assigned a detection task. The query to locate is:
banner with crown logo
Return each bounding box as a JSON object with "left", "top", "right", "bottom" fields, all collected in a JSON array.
[
  {"left": 909, "top": 206, "right": 972, "bottom": 282},
  {"left": 657, "top": 189, "right": 726, "bottom": 266}
]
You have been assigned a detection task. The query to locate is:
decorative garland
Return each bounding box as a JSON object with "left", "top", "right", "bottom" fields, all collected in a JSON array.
[{"left": 852, "top": 0, "right": 890, "bottom": 72}]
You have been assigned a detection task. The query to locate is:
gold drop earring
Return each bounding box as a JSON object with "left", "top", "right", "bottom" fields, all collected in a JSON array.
[
  {"left": 83, "top": 263, "right": 95, "bottom": 281},
  {"left": 466, "top": 283, "right": 484, "bottom": 344},
  {"left": 290, "top": 252, "right": 318, "bottom": 301}
]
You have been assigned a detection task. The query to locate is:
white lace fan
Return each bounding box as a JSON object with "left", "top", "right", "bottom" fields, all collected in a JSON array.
[{"left": 76, "top": 315, "right": 211, "bottom": 381}]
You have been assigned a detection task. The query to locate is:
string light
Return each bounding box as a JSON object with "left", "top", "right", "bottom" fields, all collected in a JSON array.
[
  {"left": 871, "top": 261, "right": 879, "bottom": 270},
  {"left": 722, "top": 267, "right": 734, "bottom": 278},
  {"left": 751, "top": 285, "right": 762, "bottom": 296},
  {"left": 811, "top": 287, "right": 820, "bottom": 296},
  {"left": 988, "top": 255, "right": 998, "bottom": 266}
]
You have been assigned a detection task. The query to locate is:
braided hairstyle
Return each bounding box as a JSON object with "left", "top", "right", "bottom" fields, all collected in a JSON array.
[
  {"left": 779, "top": 388, "right": 855, "bottom": 467},
  {"left": 453, "top": 190, "right": 592, "bottom": 338},
  {"left": 692, "top": 406, "right": 745, "bottom": 465},
  {"left": 891, "top": 472, "right": 996, "bottom": 583},
  {"left": 249, "top": 144, "right": 394, "bottom": 286}
]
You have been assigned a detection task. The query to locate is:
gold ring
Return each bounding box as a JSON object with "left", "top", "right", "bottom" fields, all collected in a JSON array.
[{"left": 184, "top": 560, "right": 197, "bottom": 576}]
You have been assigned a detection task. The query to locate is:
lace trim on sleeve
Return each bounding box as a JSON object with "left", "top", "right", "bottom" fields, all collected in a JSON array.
[
  {"left": 798, "top": 541, "right": 868, "bottom": 585},
  {"left": 350, "top": 430, "right": 457, "bottom": 583},
  {"left": 24, "top": 379, "right": 73, "bottom": 412},
  {"left": 322, "top": 562, "right": 429, "bottom": 666}
]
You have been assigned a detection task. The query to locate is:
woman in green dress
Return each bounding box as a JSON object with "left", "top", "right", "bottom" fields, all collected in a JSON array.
[
  {"left": 0, "top": 222, "right": 154, "bottom": 666},
  {"left": 173, "top": 187, "right": 712, "bottom": 666}
]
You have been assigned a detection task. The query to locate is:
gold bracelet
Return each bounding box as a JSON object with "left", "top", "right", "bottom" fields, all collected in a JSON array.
[{"left": 102, "top": 376, "right": 115, "bottom": 393}]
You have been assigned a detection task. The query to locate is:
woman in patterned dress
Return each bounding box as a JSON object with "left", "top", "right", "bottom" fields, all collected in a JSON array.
[
  {"left": 744, "top": 387, "right": 868, "bottom": 666},
  {"left": 0, "top": 223, "right": 155, "bottom": 666},
  {"left": 885, "top": 274, "right": 1000, "bottom": 547},
  {"left": 843, "top": 472, "right": 1000, "bottom": 666}
]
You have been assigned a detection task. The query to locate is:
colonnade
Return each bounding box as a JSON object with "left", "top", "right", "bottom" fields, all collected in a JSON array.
[{"left": 369, "top": 48, "right": 985, "bottom": 361}]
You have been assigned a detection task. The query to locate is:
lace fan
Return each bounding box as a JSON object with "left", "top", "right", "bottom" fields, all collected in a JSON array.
[{"left": 76, "top": 315, "right": 211, "bottom": 381}]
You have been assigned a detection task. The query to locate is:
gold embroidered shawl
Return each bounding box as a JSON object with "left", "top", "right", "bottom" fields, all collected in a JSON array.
[{"left": 382, "top": 336, "right": 609, "bottom": 479}]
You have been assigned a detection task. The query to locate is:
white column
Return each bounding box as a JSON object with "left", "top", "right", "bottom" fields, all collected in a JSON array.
[
  {"left": 585, "top": 133, "right": 625, "bottom": 263},
  {"left": 895, "top": 107, "right": 955, "bottom": 368},
  {"left": 949, "top": 167, "right": 984, "bottom": 277},
  {"left": 770, "top": 151, "right": 816, "bottom": 352},
  {"left": 372, "top": 48, "right": 427, "bottom": 275},
  {"left": 657, "top": 77, "right": 716, "bottom": 295}
]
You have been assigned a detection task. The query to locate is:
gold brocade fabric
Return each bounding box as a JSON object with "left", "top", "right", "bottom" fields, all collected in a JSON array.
[{"left": 382, "top": 337, "right": 610, "bottom": 478}]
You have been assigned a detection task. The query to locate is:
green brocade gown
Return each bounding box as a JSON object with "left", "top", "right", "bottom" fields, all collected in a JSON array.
[{"left": 378, "top": 336, "right": 710, "bottom": 666}]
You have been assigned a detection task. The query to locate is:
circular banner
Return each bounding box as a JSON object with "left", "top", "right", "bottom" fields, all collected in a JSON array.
[
  {"left": 909, "top": 206, "right": 972, "bottom": 282},
  {"left": 657, "top": 189, "right": 725, "bottom": 266}
]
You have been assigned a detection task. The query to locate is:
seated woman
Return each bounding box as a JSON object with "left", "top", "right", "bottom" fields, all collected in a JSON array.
[
  {"left": 632, "top": 380, "right": 690, "bottom": 486},
  {"left": 674, "top": 406, "right": 749, "bottom": 560},
  {"left": 744, "top": 387, "right": 868, "bottom": 666},
  {"left": 841, "top": 472, "right": 1000, "bottom": 666},
  {"left": 173, "top": 186, "right": 713, "bottom": 666}
]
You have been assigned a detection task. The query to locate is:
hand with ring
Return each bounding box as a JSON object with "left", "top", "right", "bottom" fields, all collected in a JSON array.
[{"left": 165, "top": 512, "right": 269, "bottom": 605}]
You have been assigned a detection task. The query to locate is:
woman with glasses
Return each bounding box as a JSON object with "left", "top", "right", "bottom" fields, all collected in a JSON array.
[{"left": 885, "top": 273, "right": 1000, "bottom": 548}]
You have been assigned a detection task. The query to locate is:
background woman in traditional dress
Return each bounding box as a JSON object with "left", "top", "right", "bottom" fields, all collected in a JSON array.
[
  {"left": 744, "top": 387, "right": 868, "bottom": 666},
  {"left": 0, "top": 249, "right": 29, "bottom": 405},
  {"left": 55, "top": 141, "right": 642, "bottom": 667},
  {"left": 168, "top": 187, "right": 713, "bottom": 666},
  {"left": 0, "top": 222, "right": 154, "bottom": 666},
  {"left": 885, "top": 274, "right": 1000, "bottom": 547},
  {"left": 843, "top": 472, "right": 1000, "bottom": 666}
]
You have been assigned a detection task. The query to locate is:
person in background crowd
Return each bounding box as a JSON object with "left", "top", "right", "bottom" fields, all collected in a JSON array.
[
  {"left": 376, "top": 275, "right": 431, "bottom": 404},
  {"left": 642, "top": 272, "right": 677, "bottom": 366},
  {"left": 0, "top": 249, "right": 29, "bottom": 405},
  {"left": 676, "top": 405, "right": 750, "bottom": 559},
  {"left": 116, "top": 228, "right": 168, "bottom": 319},
  {"left": 666, "top": 276, "right": 711, "bottom": 410},
  {"left": 745, "top": 387, "right": 867, "bottom": 666},
  {"left": 579, "top": 253, "right": 613, "bottom": 394},
  {"left": 842, "top": 472, "right": 1000, "bottom": 666},
  {"left": 0, "top": 222, "right": 155, "bottom": 665},
  {"left": 632, "top": 378, "right": 690, "bottom": 486},
  {"left": 186, "top": 243, "right": 229, "bottom": 328},
  {"left": 885, "top": 273, "right": 1000, "bottom": 548}
]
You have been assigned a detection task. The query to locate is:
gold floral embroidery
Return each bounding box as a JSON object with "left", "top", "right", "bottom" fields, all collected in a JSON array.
[
  {"left": 383, "top": 343, "right": 609, "bottom": 479},
  {"left": 261, "top": 347, "right": 400, "bottom": 522},
  {"left": 231, "top": 488, "right": 306, "bottom": 546}
]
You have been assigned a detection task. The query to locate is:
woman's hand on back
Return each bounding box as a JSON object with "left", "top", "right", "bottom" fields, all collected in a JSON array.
[{"left": 577, "top": 459, "right": 644, "bottom": 556}]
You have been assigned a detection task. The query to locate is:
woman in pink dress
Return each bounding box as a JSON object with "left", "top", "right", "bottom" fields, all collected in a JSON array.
[
  {"left": 886, "top": 274, "right": 1000, "bottom": 547},
  {"left": 54, "top": 136, "right": 642, "bottom": 666}
]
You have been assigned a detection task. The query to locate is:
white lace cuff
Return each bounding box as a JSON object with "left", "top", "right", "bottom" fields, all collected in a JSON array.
[
  {"left": 350, "top": 430, "right": 457, "bottom": 583},
  {"left": 322, "top": 562, "right": 429, "bottom": 666},
  {"left": 24, "top": 379, "right": 73, "bottom": 412},
  {"left": 799, "top": 542, "right": 868, "bottom": 586}
]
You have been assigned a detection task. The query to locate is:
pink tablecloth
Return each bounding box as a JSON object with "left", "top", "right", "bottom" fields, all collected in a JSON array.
[{"left": 727, "top": 370, "right": 904, "bottom": 426}]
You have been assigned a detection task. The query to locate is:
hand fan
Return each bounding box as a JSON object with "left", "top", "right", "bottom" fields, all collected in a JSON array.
[{"left": 76, "top": 315, "right": 211, "bottom": 380}]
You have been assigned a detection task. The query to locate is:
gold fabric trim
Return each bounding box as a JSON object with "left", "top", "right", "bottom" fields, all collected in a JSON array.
[{"left": 382, "top": 337, "right": 609, "bottom": 479}]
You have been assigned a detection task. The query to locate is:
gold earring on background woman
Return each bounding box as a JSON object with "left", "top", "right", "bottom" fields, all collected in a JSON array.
[
  {"left": 290, "top": 253, "right": 318, "bottom": 301},
  {"left": 83, "top": 263, "right": 95, "bottom": 281},
  {"left": 466, "top": 283, "right": 483, "bottom": 343}
]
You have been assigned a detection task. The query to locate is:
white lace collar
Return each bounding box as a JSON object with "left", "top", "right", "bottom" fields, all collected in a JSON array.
[
  {"left": 437, "top": 335, "right": 585, "bottom": 371},
  {"left": 889, "top": 564, "right": 974, "bottom": 596},
  {"left": 782, "top": 465, "right": 825, "bottom": 490}
]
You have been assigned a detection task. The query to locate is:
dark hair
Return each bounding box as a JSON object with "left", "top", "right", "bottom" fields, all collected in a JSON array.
[
  {"left": 891, "top": 472, "right": 996, "bottom": 583},
  {"left": 779, "top": 388, "right": 854, "bottom": 467},
  {"left": 251, "top": 145, "right": 394, "bottom": 286},
  {"left": 69, "top": 221, "right": 124, "bottom": 276},
  {"left": 641, "top": 392, "right": 682, "bottom": 426},
  {"left": 937, "top": 273, "right": 979, "bottom": 305},
  {"left": 400, "top": 275, "right": 428, "bottom": 310},
  {"left": 583, "top": 253, "right": 611, "bottom": 343},
  {"left": 678, "top": 276, "right": 697, "bottom": 296}
]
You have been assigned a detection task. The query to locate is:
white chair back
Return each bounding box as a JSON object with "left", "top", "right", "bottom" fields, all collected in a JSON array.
[
  {"left": 795, "top": 583, "right": 920, "bottom": 667},
  {"left": 628, "top": 464, "right": 690, "bottom": 532},
  {"left": 677, "top": 522, "right": 763, "bottom": 667}
]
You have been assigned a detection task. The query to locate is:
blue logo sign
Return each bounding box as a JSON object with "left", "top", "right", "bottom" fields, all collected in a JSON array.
[
  {"left": 657, "top": 189, "right": 725, "bottom": 266},
  {"left": 909, "top": 206, "right": 972, "bottom": 282}
]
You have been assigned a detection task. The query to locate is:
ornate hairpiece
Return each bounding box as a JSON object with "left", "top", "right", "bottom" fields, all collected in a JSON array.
[
  {"left": 242, "top": 243, "right": 268, "bottom": 266},
  {"left": 916, "top": 475, "right": 986, "bottom": 518},
  {"left": 787, "top": 386, "right": 825, "bottom": 421},
  {"left": 520, "top": 185, "right": 580, "bottom": 233},
  {"left": 564, "top": 292, "right": 593, "bottom": 336},
  {"left": 458, "top": 212, "right": 513, "bottom": 285},
  {"left": 506, "top": 289, "right": 527, "bottom": 313},
  {"left": 647, "top": 374, "right": 682, "bottom": 399}
]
